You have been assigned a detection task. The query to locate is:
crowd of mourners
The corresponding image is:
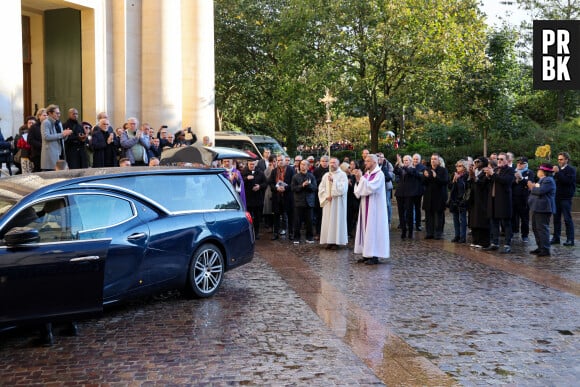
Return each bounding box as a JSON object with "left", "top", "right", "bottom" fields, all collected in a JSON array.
[
  {"left": 0, "top": 107, "right": 576, "bottom": 260},
  {"left": 237, "top": 148, "right": 576, "bottom": 261},
  {"left": 0, "top": 105, "right": 213, "bottom": 173}
]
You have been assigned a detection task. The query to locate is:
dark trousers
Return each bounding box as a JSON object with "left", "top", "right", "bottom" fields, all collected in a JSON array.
[
  {"left": 347, "top": 202, "right": 358, "bottom": 237},
  {"left": 314, "top": 196, "right": 322, "bottom": 236},
  {"left": 425, "top": 209, "right": 445, "bottom": 238},
  {"left": 412, "top": 195, "right": 423, "bottom": 226},
  {"left": 293, "top": 206, "right": 313, "bottom": 241},
  {"left": 553, "top": 198, "right": 574, "bottom": 242},
  {"left": 396, "top": 196, "right": 414, "bottom": 233},
  {"left": 472, "top": 227, "right": 490, "bottom": 247},
  {"left": 247, "top": 205, "right": 263, "bottom": 234},
  {"left": 490, "top": 217, "right": 512, "bottom": 246},
  {"left": 31, "top": 155, "right": 42, "bottom": 172},
  {"left": 273, "top": 198, "right": 293, "bottom": 236},
  {"left": 512, "top": 198, "right": 530, "bottom": 237},
  {"left": 532, "top": 212, "right": 551, "bottom": 252}
]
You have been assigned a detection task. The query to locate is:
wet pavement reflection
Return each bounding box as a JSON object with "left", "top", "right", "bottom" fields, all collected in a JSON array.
[{"left": 259, "top": 212, "right": 580, "bottom": 385}]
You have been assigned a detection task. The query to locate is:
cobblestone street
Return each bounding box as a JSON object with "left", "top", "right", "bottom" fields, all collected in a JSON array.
[{"left": 1, "top": 213, "right": 579, "bottom": 385}]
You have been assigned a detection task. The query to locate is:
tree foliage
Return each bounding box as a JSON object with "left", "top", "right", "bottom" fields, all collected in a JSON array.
[{"left": 215, "top": 0, "right": 577, "bottom": 158}]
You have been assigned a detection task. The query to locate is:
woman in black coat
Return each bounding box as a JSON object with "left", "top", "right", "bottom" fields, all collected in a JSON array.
[{"left": 468, "top": 157, "right": 490, "bottom": 248}]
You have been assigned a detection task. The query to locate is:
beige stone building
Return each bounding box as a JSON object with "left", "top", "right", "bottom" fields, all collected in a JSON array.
[{"left": 1, "top": 0, "right": 215, "bottom": 142}]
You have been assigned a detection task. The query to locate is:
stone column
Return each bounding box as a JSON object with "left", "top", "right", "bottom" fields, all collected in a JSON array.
[
  {"left": 182, "top": 0, "right": 215, "bottom": 145},
  {"left": 141, "top": 0, "right": 183, "bottom": 131},
  {"left": 0, "top": 0, "right": 24, "bottom": 137},
  {"left": 125, "top": 0, "right": 142, "bottom": 120}
]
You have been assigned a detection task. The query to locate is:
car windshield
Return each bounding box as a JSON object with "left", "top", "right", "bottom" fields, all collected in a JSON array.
[{"left": 255, "top": 142, "right": 286, "bottom": 156}]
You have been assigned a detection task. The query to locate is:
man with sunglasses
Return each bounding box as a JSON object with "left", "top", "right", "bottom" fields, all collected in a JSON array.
[
  {"left": 551, "top": 152, "right": 577, "bottom": 246},
  {"left": 483, "top": 152, "right": 515, "bottom": 253}
]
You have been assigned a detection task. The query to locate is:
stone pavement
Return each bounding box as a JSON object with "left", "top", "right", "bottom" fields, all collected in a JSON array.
[{"left": 1, "top": 213, "right": 579, "bottom": 385}]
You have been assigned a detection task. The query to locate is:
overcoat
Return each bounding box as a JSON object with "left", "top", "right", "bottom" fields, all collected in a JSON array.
[{"left": 422, "top": 166, "right": 449, "bottom": 212}]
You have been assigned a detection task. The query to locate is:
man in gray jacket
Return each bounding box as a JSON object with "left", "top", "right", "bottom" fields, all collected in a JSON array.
[
  {"left": 121, "top": 117, "right": 150, "bottom": 166},
  {"left": 41, "top": 104, "right": 72, "bottom": 170}
]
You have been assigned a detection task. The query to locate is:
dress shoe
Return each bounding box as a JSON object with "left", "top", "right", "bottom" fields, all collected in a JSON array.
[
  {"left": 401, "top": 231, "right": 407, "bottom": 239},
  {"left": 36, "top": 331, "right": 54, "bottom": 347},
  {"left": 530, "top": 248, "right": 541, "bottom": 254},
  {"left": 425, "top": 235, "right": 434, "bottom": 240},
  {"left": 458, "top": 238, "right": 466, "bottom": 243},
  {"left": 356, "top": 257, "right": 369, "bottom": 263},
  {"left": 271, "top": 234, "right": 279, "bottom": 240},
  {"left": 451, "top": 236, "right": 460, "bottom": 243},
  {"left": 415, "top": 225, "right": 423, "bottom": 231},
  {"left": 500, "top": 245, "right": 512, "bottom": 254},
  {"left": 550, "top": 238, "right": 560, "bottom": 245},
  {"left": 536, "top": 250, "right": 551, "bottom": 257},
  {"left": 434, "top": 236, "right": 443, "bottom": 240},
  {"left": 62, "top": 322, "right": 79, "bottom": 337},
  {"left": 483, "top": 244, "right": 499, "bottom": 251},
  {"left": 408, "top": 232, "right": 413, "bottom": 239},
  {"left": 365, "top": 257, "right": 379, "bottom": 265},
  {"left": 563, "top": 241, "right": 575, "bottom": 247},
  {"left": 37, "top": 323, "right": 54, "bottom": 347}
]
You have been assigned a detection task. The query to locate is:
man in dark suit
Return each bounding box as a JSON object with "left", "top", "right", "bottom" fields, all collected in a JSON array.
[
  {"left": 422, "top": 153, "right": 449, "bottom": 240},
  {"left": 268, "top": 154, "right": 294, "bottom": 240},
  {"left": 63, "top": 108, "right": 89, "bottom": 169},
  {"left": 255, "top": 148, "right": 271, "bottom": 173},
  {"left": 483, "top": 152, "right": 515, "bottom": 253},
  {"left": 243, "top": 160, "right": 267, "bottom": 239},
  {"left": 552, "top": 152, "right": 577, "bottom": 246}
]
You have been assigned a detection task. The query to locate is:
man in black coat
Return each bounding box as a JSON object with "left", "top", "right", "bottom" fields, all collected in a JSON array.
[
  {"left": 243, "top": 160, "right": 267, "bottom": 239},
  {"left": 291, "top": 159, "right": 317, "bottom": 244},
  {"left": 483, "top": 152, "right": 515, "bottom": 253},
  {"left": 255, "top": 148, "right": 271, "bottom": 173},
  {"left": 268, "top": 154, "right": 295, "bottom": 240},
  {"left": 422, "top": 153, "right": 449, "bottom": 240},
  {"left": 552, "top": 152, "right": 577, "bottom": 246},
  {"left": 63, "top": 108, "right": 89, "bottom": 169}
]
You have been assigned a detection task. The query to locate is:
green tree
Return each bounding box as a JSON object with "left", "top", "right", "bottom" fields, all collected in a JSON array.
[{"left": 316, "top": 0, "right": 488, "bottom": 152}]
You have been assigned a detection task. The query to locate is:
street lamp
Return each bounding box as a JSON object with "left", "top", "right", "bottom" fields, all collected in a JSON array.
[{"left": 318, "top": 88, "right": 337, "bottom": 156}]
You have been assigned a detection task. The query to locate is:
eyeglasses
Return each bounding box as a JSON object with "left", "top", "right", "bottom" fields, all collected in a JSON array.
[{"left": 498, "top": 157, "right": 506, "bottom": 161}]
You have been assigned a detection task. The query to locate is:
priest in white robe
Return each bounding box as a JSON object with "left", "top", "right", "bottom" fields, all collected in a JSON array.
[
  {"left": 354, "top": 154, "right": 390, "bottom": 264},
  {"left": 318, "top": 157, "right": 349, "bottom": 248}
]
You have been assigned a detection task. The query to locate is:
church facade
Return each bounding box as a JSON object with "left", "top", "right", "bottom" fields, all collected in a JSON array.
[{"left": 1, "top": 0, "right": 215, "bottom": 141}]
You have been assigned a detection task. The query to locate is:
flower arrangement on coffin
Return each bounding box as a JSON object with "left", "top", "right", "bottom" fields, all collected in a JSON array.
[{"left": 535, "top": 144, "right": 551, "bottom": 160}]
